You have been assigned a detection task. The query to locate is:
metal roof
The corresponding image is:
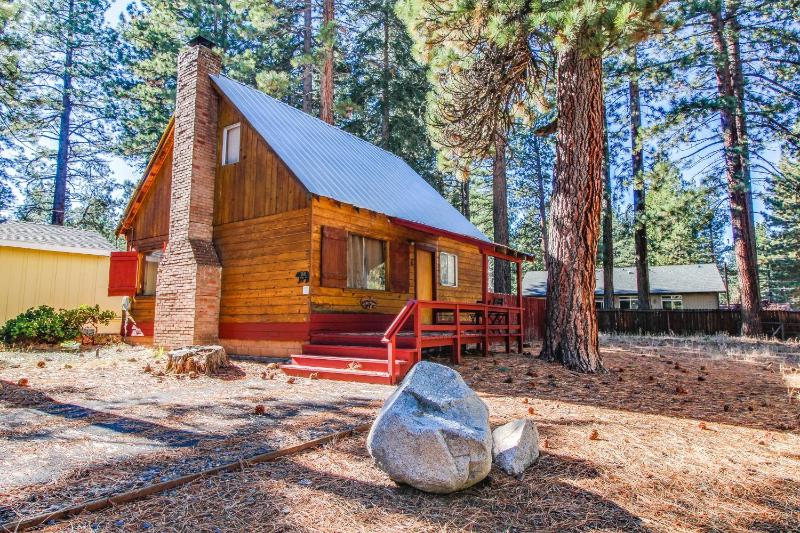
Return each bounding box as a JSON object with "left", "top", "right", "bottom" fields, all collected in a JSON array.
[
  {"left": 523, "top": 264, "right": 726, "bottom": 297},
  {"left": 211, "top": 75, "right": 490, "bottom": 242},
  {"left": 0, "top": 221, "right": 115, "bottom": 256}
]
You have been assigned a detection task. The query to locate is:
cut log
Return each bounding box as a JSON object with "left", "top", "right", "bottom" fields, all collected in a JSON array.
[{"left": 165, "top": 345, "right": 228, "bottom": 376}]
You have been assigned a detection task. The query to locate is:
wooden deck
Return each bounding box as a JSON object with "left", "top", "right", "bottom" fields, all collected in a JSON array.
[{"left": 280, "top": 298, "right": 523, "bottom": 384}]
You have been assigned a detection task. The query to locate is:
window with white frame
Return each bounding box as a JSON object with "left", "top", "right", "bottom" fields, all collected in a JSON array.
[
  {"left": 595, "top": 297, "right": 605, "bottom": 310},
  {"left": 222, "top": 123, "right": 241, "bottom": 165},
  {"left": 439, "top": 252, "right": 458, "bottom": 287},
  {"left": 618, "top": 296, "right": 639, "bottom": 309},
  {"left": 661, "top": 295, "right": 683, "bottom": 310}
]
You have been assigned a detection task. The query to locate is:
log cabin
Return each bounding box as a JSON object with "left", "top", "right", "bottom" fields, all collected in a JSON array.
[{"left": 109, "top": 37, "right": 531, "bottom": 384}]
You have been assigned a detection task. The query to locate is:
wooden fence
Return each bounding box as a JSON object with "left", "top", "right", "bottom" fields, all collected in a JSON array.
[{"left": 523, "top": 297, "right": 800, "bottom": 340}]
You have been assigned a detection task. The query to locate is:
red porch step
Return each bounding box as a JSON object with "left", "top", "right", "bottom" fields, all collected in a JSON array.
[
  {"left": 279, "top": 364, "right": 393, "bottom": 385},
  {"left": 309, "top": 333, "right": 416, "bottom": 349}
]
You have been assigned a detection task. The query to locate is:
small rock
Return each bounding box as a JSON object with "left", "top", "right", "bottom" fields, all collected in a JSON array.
[
  {"left": 286, "top": 377, "right": 296, "bottom": 384},
  {"left": 266, "top": 362, "right": 279, "bottom": 370},
  {"left": 64, "top": 364, "right": 72, "bottom": 369},
  {"left": 37, "top": 360, "right": 45, "bottom": 368},
  {"left": 188, "top": 371, "right": 199, "bottom": 379},
  {"left": 297, "top": 479, "right": 312, "bottom": 486},
  {"left": 492, "top": 419, "right": 540, "bottom": 477},
  {"left": 17, "top": 378, "right": 29, "bottom": 387},
  {"left": 254, "top": 405, "right": 266, "bottom": 415}
]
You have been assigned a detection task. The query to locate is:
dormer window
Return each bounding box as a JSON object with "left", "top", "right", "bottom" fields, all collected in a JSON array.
[{"left": 222, "top": 123, "right": 241, "bottom": 165}]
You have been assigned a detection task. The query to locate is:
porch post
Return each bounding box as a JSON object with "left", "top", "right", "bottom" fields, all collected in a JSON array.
[{"left": 517, "top": 259, "right": 524, "bottom": 352}]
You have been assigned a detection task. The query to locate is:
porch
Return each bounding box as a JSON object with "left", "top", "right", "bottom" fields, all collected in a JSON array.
[{"left": 281, "top": 249, "right": 527, "bottom": 385}]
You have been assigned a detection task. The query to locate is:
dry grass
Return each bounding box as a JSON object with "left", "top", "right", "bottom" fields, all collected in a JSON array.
[{"left": 20, "top": 337, "right": 799, "bottom": 533}]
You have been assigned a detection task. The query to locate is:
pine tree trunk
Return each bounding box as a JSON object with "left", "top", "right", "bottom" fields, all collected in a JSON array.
[
  {"left": 540, "top": 45, "right": 604, "bottom": 373},
  {"left": 320, "top": 0, "right": 334, "bottom": 124},
  {"left": 725, "top": 1, "right": 758, "bottom": 275},
  {"left": 460, "top": 175, "right": 470, "bottom": 219},
  {"left": 533, "top": 136, "right": 549, "bottom": 268},
  {"left": 302, "top": 0, "right": 312, "bottom": 114},
  {"left": 602, "top": 102, "right": 615, "bottom": 310},
  {"left": 630, "top": 49, "right": 651, "bottom": 309},
  {"left": 493, "top": 132, "right": 511, "bottom": 293},
  {"left": 710, "top": 4, "right": 761, "bottom": 335},
  {"left": 51, "top": 0, "right": 74, "bottom": 226},
  {"left": 380, "top": 0, "right": 390, "bottom": 146}
]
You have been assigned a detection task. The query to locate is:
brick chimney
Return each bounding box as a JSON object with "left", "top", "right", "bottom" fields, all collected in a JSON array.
[{"left": 155, "top": 37, "right": 222, "bottom": 348}]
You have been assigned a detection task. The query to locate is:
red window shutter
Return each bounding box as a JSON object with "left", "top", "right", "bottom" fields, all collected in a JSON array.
[
  {"left": 389, "top": 240, "right": 410, "bottom": 293},
  {"left": 108, "top": 251, "right": 139, "bottom": 296},
  {"left": 321, "top": 226, "right": 347, "bottom": 288}
]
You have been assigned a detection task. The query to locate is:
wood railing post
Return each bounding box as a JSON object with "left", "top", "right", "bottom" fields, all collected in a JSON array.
[
  {"left": 483, "top": 303, "right": 489, "bottom": 356},
  {"left": 414, "top": 304, "right": 422, "bottom": 364},
  {"left": 388, "top": 337, "right": 397, "bottom": 384},
  {"left": 454, "top": 304, "right": 461, "bottom": 365}
]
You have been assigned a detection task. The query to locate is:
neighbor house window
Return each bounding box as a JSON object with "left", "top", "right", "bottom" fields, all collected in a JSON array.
[
  {"left": 222, "top": 123, "right": 241, "bottom": 165},
  {"left": 440, "top": 252, "right": 458, "bottom": 287},
  {"left": 347, "top": 234, "right": 386, "bottom": 290},
  {"left": 619, "top": 296, "right": 639, "bottom": 310},
  {"left": 595, "top": 297, "right": 605, "bottom": 310},
  {"left": 140, "top": 250, "right": 162, "bottom": 296},
  {"left": 661, "top": 295, "right": 683, "bottom": 310}
]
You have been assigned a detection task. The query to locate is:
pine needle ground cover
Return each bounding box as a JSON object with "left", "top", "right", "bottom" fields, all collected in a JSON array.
[{"left": 1, "top": 337, "right": 799, "bottom": 532}]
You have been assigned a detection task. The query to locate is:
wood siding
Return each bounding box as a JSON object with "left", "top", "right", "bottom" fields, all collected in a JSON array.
[
  {"left": 125, "top": 146, "right": 172, "bottom": 252},
  {"left": 214, "top": 98, "right": 309, "bottom": 225},
  {"left": 310, "top": 197, "right": 483, "bottom": 315},
  {"left": 0, "top": 246, "right": 122, "bottom": 333},
  {"left": 214, "top": 208, "right": 312, "bottom": 324}
]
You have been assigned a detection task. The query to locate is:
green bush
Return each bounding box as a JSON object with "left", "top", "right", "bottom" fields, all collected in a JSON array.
[{"left": 0, "top": 305, "right": 116, "bottom": 345}]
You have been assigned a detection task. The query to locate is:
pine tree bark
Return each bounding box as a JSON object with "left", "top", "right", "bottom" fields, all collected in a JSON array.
[
  {"left": 302, "top": 0, "right": 312, "bottom": 114},
  {"left": 51, "top": 0, "right": 75, "bottom": 226},
  {"left": 320, "top": 0, "right": 334, "bottom": 124},
  {"left": 630, "top": 49, "right": 651, "bottom": 309},
  {"left": 710, "top": 3, "right": 761, "bottom": 335},
  {"left": 460, "top": 175, "right": 470, "bottom": 219},
  {"left": 533, "top": 136, "right": 549, "bottom": 268},
  {"left": 540, "top": 45, "right": 604, "bottom": 373},
  {"left": 381, "top": 0, "right": 390, "bottom": 146},
  {"left": 725, "top": 0, "right": 758, "bottom": 275},
  {"left": 493, "top": 132, "right": 511, "bottom": 293},
  {"left": 602, "top": 101, "right": 615, "bottom": 309}
]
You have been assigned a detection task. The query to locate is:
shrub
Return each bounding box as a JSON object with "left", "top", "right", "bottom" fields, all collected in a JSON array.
[{"left": 0, "top": 305, "right": 116, "bottom": 345}]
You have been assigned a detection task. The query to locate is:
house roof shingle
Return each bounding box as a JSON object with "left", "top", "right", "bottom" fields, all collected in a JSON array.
[
  {"left": 211, "top": 74, "right": 490, "bottom": 243},
  {"left": 0, "top": 221, "right": 115, "bottom": 256},
  {"left": 523, "top": 264, "right": 726, "bottom": 297}
]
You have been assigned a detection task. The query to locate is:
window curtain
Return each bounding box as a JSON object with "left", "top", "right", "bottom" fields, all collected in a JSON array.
[{"left": 347, "top": 235, "right": 385, "bottom": 290}]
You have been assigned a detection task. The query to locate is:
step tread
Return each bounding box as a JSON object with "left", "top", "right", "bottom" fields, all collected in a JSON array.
[
  {"left": 292, "top": 354, "right": 409, "bottom": 363},
  {"left": 279, "top": 363, "right": 390, "bottom": 377}
]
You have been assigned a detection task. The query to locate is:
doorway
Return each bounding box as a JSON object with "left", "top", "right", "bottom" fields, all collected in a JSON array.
[{"left": 415, "top": 247, "right": 435, "bottom": 324}]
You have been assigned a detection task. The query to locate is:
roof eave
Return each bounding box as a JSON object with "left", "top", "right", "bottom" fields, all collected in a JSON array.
[{"left": 115, "top": 117, "right": 176, "bottom": 237}]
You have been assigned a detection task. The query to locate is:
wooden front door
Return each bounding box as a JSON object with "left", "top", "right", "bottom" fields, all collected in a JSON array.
[{"left": 416, "top": 248, "right": 434, "bottom": 324}]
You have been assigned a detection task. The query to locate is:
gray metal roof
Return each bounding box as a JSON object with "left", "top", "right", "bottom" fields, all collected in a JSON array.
[
  {"left": 0, "top": 221, "right": 115, "bottom": 256},
  {"left": 211, "top": 75, "right": 489, "bottom": 242},
  {"left": 523, "top": 264, "right": 726, "bottom": 297}
]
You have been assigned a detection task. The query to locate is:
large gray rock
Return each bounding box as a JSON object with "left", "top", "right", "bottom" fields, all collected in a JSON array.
[
  {"left": 492, "top": 418, "right": 539, "bottom": 476},
  {"left": 366, "top": 361, "right": 492, "bottom": 493}
]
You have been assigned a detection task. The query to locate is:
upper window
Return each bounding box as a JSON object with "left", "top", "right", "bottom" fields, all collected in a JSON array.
[
  {"left": 619, "top": 296, "right": 639, "bottom": 310},
  {"left": 661, "top": 295, "right": 683, "bottom": 310},
  {"left": 347, "top": 234, "right": 386, "bottom": 290},
  {"left": 440, "top": 251, "right": 458, "bottom": 287},
  {"left": 595, "top": 297, "right": 605, "bottom": 310},
  {"left": 222, "top": 123, "right": 241, "bottom": 165}
]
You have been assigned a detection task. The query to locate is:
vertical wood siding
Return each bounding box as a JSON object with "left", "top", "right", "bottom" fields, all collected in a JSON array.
[
  {"left": 0, "top": 246, "right": 122, "bottom": 333},
  {"left": 214, "top": 98, "right": 309, "bottom": 225},
  {"left": 126, "top": 146, "right": 173, "bottom": 252}
]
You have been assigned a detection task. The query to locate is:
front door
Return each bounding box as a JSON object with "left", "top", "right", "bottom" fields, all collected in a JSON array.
[{"left": 416, "top": 248, "right": 434, "bottom": 324}]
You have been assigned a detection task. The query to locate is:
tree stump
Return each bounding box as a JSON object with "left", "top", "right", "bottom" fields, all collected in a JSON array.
[{"left": 165, "top": 346, "right": 228, "bottom": 376}]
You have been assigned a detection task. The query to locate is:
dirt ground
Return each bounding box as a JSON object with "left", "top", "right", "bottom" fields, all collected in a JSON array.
[{"left": 2, "top": 334, "right": 799, "bottom": 532}]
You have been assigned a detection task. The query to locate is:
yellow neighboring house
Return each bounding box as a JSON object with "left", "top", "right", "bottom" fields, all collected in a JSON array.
[{"left": 0, "top": 221, "right": 122, "bottom": 334}]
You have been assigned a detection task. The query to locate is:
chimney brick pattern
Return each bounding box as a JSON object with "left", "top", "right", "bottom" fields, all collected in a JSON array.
[{"left": 155, "top": 42, "right": 223, "bottom": 348}]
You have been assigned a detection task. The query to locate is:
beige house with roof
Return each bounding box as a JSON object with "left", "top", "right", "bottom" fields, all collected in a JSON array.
[{"left": 524, "top": 264, "right": 726, "bottom": 310}]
